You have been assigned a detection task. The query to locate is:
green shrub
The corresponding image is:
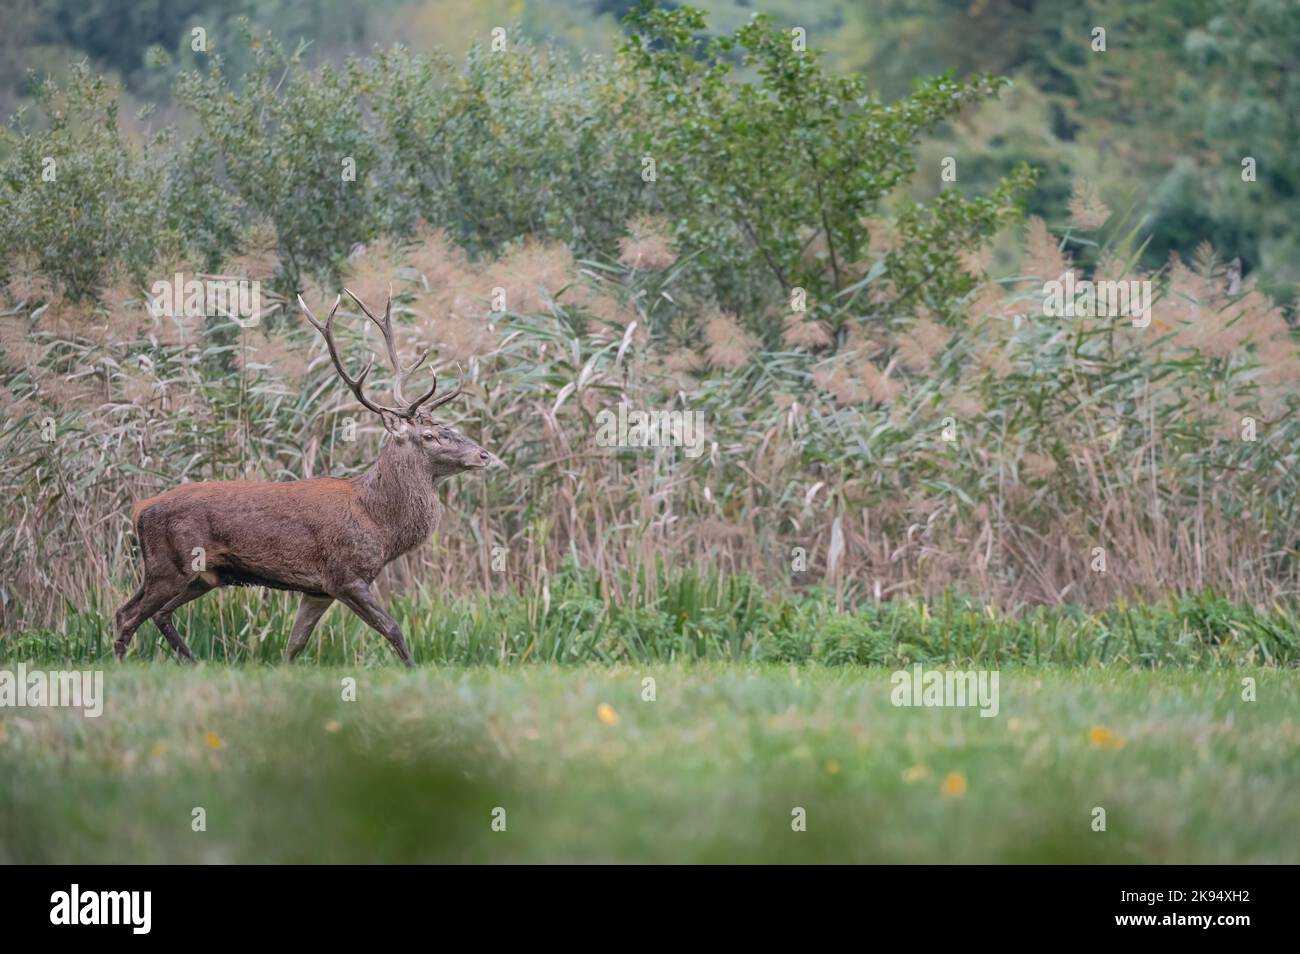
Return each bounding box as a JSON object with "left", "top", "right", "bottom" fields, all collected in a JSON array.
[
  {"left": 0, "top": 65, "right": 172, "bottom": 298},
  {"left": 621, "top": 1, "right": 1031, "bottom": 327},
  {"left": 175, "top": 24, "right": 383, "bottom": 290}
]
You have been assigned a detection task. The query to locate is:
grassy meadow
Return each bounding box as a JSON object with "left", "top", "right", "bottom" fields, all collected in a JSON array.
[
  {"left": 3, "top": 581, "right": 1297, "bottom": 863},
  {"left": 3, "top": 663, "right": 1297, "bottom": 864}
]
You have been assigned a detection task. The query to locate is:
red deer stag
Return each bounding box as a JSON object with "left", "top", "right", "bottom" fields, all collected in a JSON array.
[{"left": 113, "top": 289, "right": 496, "bottom": 667}]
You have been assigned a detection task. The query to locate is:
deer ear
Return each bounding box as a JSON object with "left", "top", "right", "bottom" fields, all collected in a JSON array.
[{"left": 379, "top": 410, "right": 409, "bottom": 439}]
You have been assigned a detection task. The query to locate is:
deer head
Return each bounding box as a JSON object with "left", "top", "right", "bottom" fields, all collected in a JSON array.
[{"left": 298, "top": 288, "right": 498, "bottom": 479}]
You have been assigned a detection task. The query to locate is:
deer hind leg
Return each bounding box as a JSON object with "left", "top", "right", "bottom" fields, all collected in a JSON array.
[
  {"left": 114, "top": 574, "right": 187, "bottom": 661},
  {"left": 117, "top": 505, "right": 186, "bottom": 660},
  {"left": 332, "top": 581, "right": 415, "bottom": 668},
  {"left": 153, "top": 613, "right": 196, "bottom": 663},
  {"left": 286, "top": 595, "right": 334, "bottom": 661},
  {"left": 113, "top": 583, "right": 148, "bottom": 646}
]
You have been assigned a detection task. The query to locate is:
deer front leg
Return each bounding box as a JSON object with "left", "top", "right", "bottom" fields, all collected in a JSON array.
[
  {"left": 332, "top": 582, "right": 415, "bottom": 668},
  {"left": 286, "top": 595, "right": 334, "bottom": 661},
  {"left": 150, "top": 577, "right": 215, "bottom": 663}
]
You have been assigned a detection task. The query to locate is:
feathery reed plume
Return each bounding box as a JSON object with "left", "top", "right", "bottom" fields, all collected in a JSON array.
[
  {"left": 966, "top": 280, "right": 1009, "bottom": 325},
  {"left": 1067, "top": 179, "right": 1111, "bottom": 231},
  {"left": 617, "top": 216, "right": 677, "bottom": 271},
  {"left": 235, "top": 327, "right": 310, "bottom": 388},
  {"left": 782, "top": 314, "right": 833, "bottom": 350},
  {"left": 895, "top": 314, "right": 950, "bottom": 372},
  {"left": 2, "top": 220, "right": 1297, "bottom": 633},
  {"left": 858, "top": 360, "right": 903, "bottom": 405},
  {"left": 704, "top": 311, "right": 757, "bottom": 369},
  {"left": 407, "top": 224, "right": 473, "bottom": 293},
  {"left": 958, "top": 245, "right": 993, "bottom": 277},
  {"left": 564, "top": 282, "right": 638, "bottom": 327},
  {"left": 483, "top": 240, "right": 575, "bottom": 315},
  {"left": 812, "top": 362, "right": 862, "bottom": 406},
  {"left": 1022, "top": 216, "right": 1069, "bottom": 281},
  {"left": 342, "top": 239, "right": 405, "bottom": 310},
  {"left": 974, "top": 340, "right": 1014, "bottom": 379}
]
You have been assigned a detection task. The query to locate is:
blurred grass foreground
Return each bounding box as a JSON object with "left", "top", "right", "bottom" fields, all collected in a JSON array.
[{"left": 2, "top": 665, "right": 1297, "bottom": 863}]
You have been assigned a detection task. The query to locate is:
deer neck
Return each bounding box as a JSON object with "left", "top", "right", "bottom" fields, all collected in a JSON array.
[{"left": 354, "top": 441, "right": 444, "bottom": 561}]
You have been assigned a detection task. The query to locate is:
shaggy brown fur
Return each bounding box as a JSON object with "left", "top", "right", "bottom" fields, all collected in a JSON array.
[{"left": 115, "top": 412, "right": 493, "bottom": 666}]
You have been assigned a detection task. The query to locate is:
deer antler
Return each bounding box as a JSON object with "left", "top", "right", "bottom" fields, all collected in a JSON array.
[
  {"left": 424, "top": 362, "right": 463, "bottom": 412},
  {"left": 299, "top": 293, "right": 405, "bottom": 418},
  {"left": 342, "top": 286, "right": 438, "bottom": 412},
  {"left": 301, "top": 288, "right": 464, "bottom": 419}
]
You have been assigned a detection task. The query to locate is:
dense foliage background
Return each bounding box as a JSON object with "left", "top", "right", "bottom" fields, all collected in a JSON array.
[
  {"left": 0, "top": 0, "right": 1296, "bottom": 633},
  {"left": 5, "top": 0, "right": 1297, "bottom": 298}
]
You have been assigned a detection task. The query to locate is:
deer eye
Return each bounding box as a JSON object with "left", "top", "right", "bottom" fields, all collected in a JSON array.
[{"left": 422, "top": 431, "right": 436, "bottom": 442}]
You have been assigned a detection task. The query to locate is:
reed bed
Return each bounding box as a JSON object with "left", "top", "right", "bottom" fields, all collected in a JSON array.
[{"left": 2, "top": 216, "right": 1297, "bottom": 635}]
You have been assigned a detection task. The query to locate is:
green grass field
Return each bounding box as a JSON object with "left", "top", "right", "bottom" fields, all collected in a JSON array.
[{"left": 3, "top": 663, "right": 1297, "bottom": 863}]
